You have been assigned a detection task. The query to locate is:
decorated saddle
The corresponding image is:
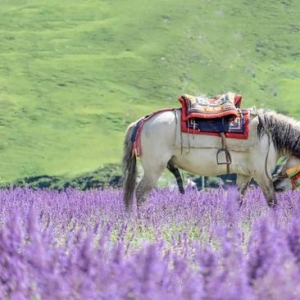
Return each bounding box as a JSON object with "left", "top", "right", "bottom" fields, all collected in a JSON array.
[
  {"left": 179, "top": 92, "right": 249, "bottom": 139},
  {"left": 179, "top": 92, "right": 242, "bottom": 121}
]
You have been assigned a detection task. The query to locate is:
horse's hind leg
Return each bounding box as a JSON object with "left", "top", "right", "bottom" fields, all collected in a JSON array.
[
  {"left": 136, "top": 165, "right": 165, "bottom": 208},
  {"left": 236, "top": 174, "right": 252, "bottom": 207},
  {"left": 136, "top": 177, "right": 152, "bottom": 208},
  {"left": 167, "top": 161, "right": 184, "bottom": 194}
]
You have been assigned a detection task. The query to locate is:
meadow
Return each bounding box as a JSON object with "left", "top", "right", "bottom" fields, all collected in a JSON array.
[
  {"left": 1, "top": 187, "right": 300, "bottom": 299},
  {"left": 1, "top": 2, "right": 300, "bottom": 299},
  {"left": 1, "top": 0, "right": 300, "bottom": 182}
]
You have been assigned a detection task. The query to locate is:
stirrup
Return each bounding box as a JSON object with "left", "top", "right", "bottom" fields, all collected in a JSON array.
[{"left": 217, "top": 148, "right": 232, "bottom": 165}]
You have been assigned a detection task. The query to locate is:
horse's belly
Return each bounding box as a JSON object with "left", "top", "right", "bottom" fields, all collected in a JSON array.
[
  {"left": 176, "top": 133, "right": 254, "bottom": 151},
  {"left": 172, "top": 149, "right": 251, "bottom": 176}
]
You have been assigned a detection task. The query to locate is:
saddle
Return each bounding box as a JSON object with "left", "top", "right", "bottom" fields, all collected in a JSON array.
[{"left": 179, "top": 92, "right": 242, "bottom": 121}]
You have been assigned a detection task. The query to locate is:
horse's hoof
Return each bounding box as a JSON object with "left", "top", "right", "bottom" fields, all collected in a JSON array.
[
  {"left": 238, "top": 201, "right": 243, "bottom": 210},
  {"left": 267, "top": 200, "right": 278, "bottom": 209}
]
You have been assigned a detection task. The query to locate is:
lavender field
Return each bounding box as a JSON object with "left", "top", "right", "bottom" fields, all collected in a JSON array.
[{"left": 1, "top": 187, "right": 300, "bottom": 299}]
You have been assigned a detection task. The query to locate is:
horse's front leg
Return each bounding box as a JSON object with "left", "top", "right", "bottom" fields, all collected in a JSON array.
[{"left": 255, "top": 177, "right": 278, "bottom": 208}]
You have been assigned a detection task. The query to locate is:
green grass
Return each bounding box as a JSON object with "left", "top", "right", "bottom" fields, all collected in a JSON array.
[{"left": 0, "top": 0, "right": 300, "bottom": 182}]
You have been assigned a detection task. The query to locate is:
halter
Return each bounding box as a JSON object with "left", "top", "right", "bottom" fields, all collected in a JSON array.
[{"left": 273, "top": 162, "right": 300, "bottom": 190}]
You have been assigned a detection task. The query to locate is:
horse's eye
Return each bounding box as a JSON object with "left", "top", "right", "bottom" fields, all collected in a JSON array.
[{"left": 278, "top": 172, "right": 287, "bottom": 179}]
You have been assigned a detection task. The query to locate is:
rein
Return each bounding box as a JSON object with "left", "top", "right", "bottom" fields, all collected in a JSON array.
[
  {"left": 264, "top": 129, "right": 273, "bottom": 181},
  {"left": 256, "top": 113, "right": 273, "bottom": 181}
]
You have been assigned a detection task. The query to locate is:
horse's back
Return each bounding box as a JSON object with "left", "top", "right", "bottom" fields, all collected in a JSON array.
[
  {"left": 139, "top": 110, "right": 177, "bottom": 164},
  {"left": 141, "top": 109, "right": 176, "bottom": 139}
]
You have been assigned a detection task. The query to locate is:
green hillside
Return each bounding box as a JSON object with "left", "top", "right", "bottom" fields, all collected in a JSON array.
[{"left": 0, "top": 0, "right": 300, "bottom": 182}]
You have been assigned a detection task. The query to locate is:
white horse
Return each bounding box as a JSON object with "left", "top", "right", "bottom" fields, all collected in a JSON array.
[{"left": 122, "top": 107, "right": 300, "bottom": 211}]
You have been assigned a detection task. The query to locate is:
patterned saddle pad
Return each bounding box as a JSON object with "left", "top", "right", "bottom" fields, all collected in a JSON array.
[
  {"left": 179, "top": 92, "right": 242, "bottom": 121},
  {"left": 181, "top": 109, "right": 249, "bottom": 139}
]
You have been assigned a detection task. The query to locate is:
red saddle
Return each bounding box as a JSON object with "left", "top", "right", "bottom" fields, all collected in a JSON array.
[{"left": 179, "top": 92, "right": 242, "bottom": 121}]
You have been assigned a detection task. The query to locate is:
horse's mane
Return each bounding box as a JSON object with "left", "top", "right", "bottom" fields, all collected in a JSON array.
[{"left": 256, "top": 108, "right": 300, "bottom": 158}]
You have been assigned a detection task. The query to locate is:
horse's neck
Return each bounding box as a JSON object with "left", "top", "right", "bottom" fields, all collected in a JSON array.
[{"left": 249, "top": 111, "right": 285, "bottom": 160}]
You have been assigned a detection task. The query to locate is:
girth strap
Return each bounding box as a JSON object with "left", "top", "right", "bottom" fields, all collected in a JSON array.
[{"left": 217, "top": 132, "right": 232, "bottom": 174}]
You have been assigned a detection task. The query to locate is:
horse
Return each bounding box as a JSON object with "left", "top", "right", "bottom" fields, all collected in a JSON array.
[{"left": 122, "top": 107, "right": 300, "bottom": 211}]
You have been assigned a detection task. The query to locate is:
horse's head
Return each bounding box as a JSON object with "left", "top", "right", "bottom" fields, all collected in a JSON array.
[{"left": 273, "top": 156, "right": 300, "bottom": 192}]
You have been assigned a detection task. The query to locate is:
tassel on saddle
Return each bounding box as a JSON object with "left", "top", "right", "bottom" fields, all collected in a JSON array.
[{"left": 217, "top": 132, "right": 232, "bottom": 174}]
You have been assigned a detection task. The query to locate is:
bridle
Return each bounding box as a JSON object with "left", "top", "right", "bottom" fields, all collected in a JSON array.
[
  {"left": 286, "top": 163, "right": 300, "bottom": 190},
  {"left": 272, "top": 162, "right": 300, "bottom": 190}
]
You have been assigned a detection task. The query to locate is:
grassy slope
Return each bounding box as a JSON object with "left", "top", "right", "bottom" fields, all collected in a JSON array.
[{"left": 0, "top": 0, "right": 300, "bottom": 182}]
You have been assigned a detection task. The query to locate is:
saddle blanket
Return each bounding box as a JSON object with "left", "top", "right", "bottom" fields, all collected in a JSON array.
[
  {"left": 179, "top": 92, "right": 242, "bottom": 121},
  {"left": 181, "top": 109, "right": 249, "bottom": 139}
]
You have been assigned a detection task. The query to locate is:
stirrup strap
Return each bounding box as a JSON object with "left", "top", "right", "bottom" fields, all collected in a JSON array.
[{"left": 217, "top": 132, "right": 232, "bottom": 174}]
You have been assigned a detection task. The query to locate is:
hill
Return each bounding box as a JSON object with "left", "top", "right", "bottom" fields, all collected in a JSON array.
[{"left": 0, "top": 0, "right": 300, "bottom": 183}]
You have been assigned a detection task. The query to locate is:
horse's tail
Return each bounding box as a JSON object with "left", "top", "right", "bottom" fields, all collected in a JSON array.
[{"left": 122, "top": 122, "right": 137, "bottom": 212}]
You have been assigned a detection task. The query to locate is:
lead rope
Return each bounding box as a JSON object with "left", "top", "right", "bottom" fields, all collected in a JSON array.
[
  {"left": 264, "top": 131, "right": 272, "bottom": 181},
  {"left": 256, "top": 114, "right": 273, "bottom": 181}
]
